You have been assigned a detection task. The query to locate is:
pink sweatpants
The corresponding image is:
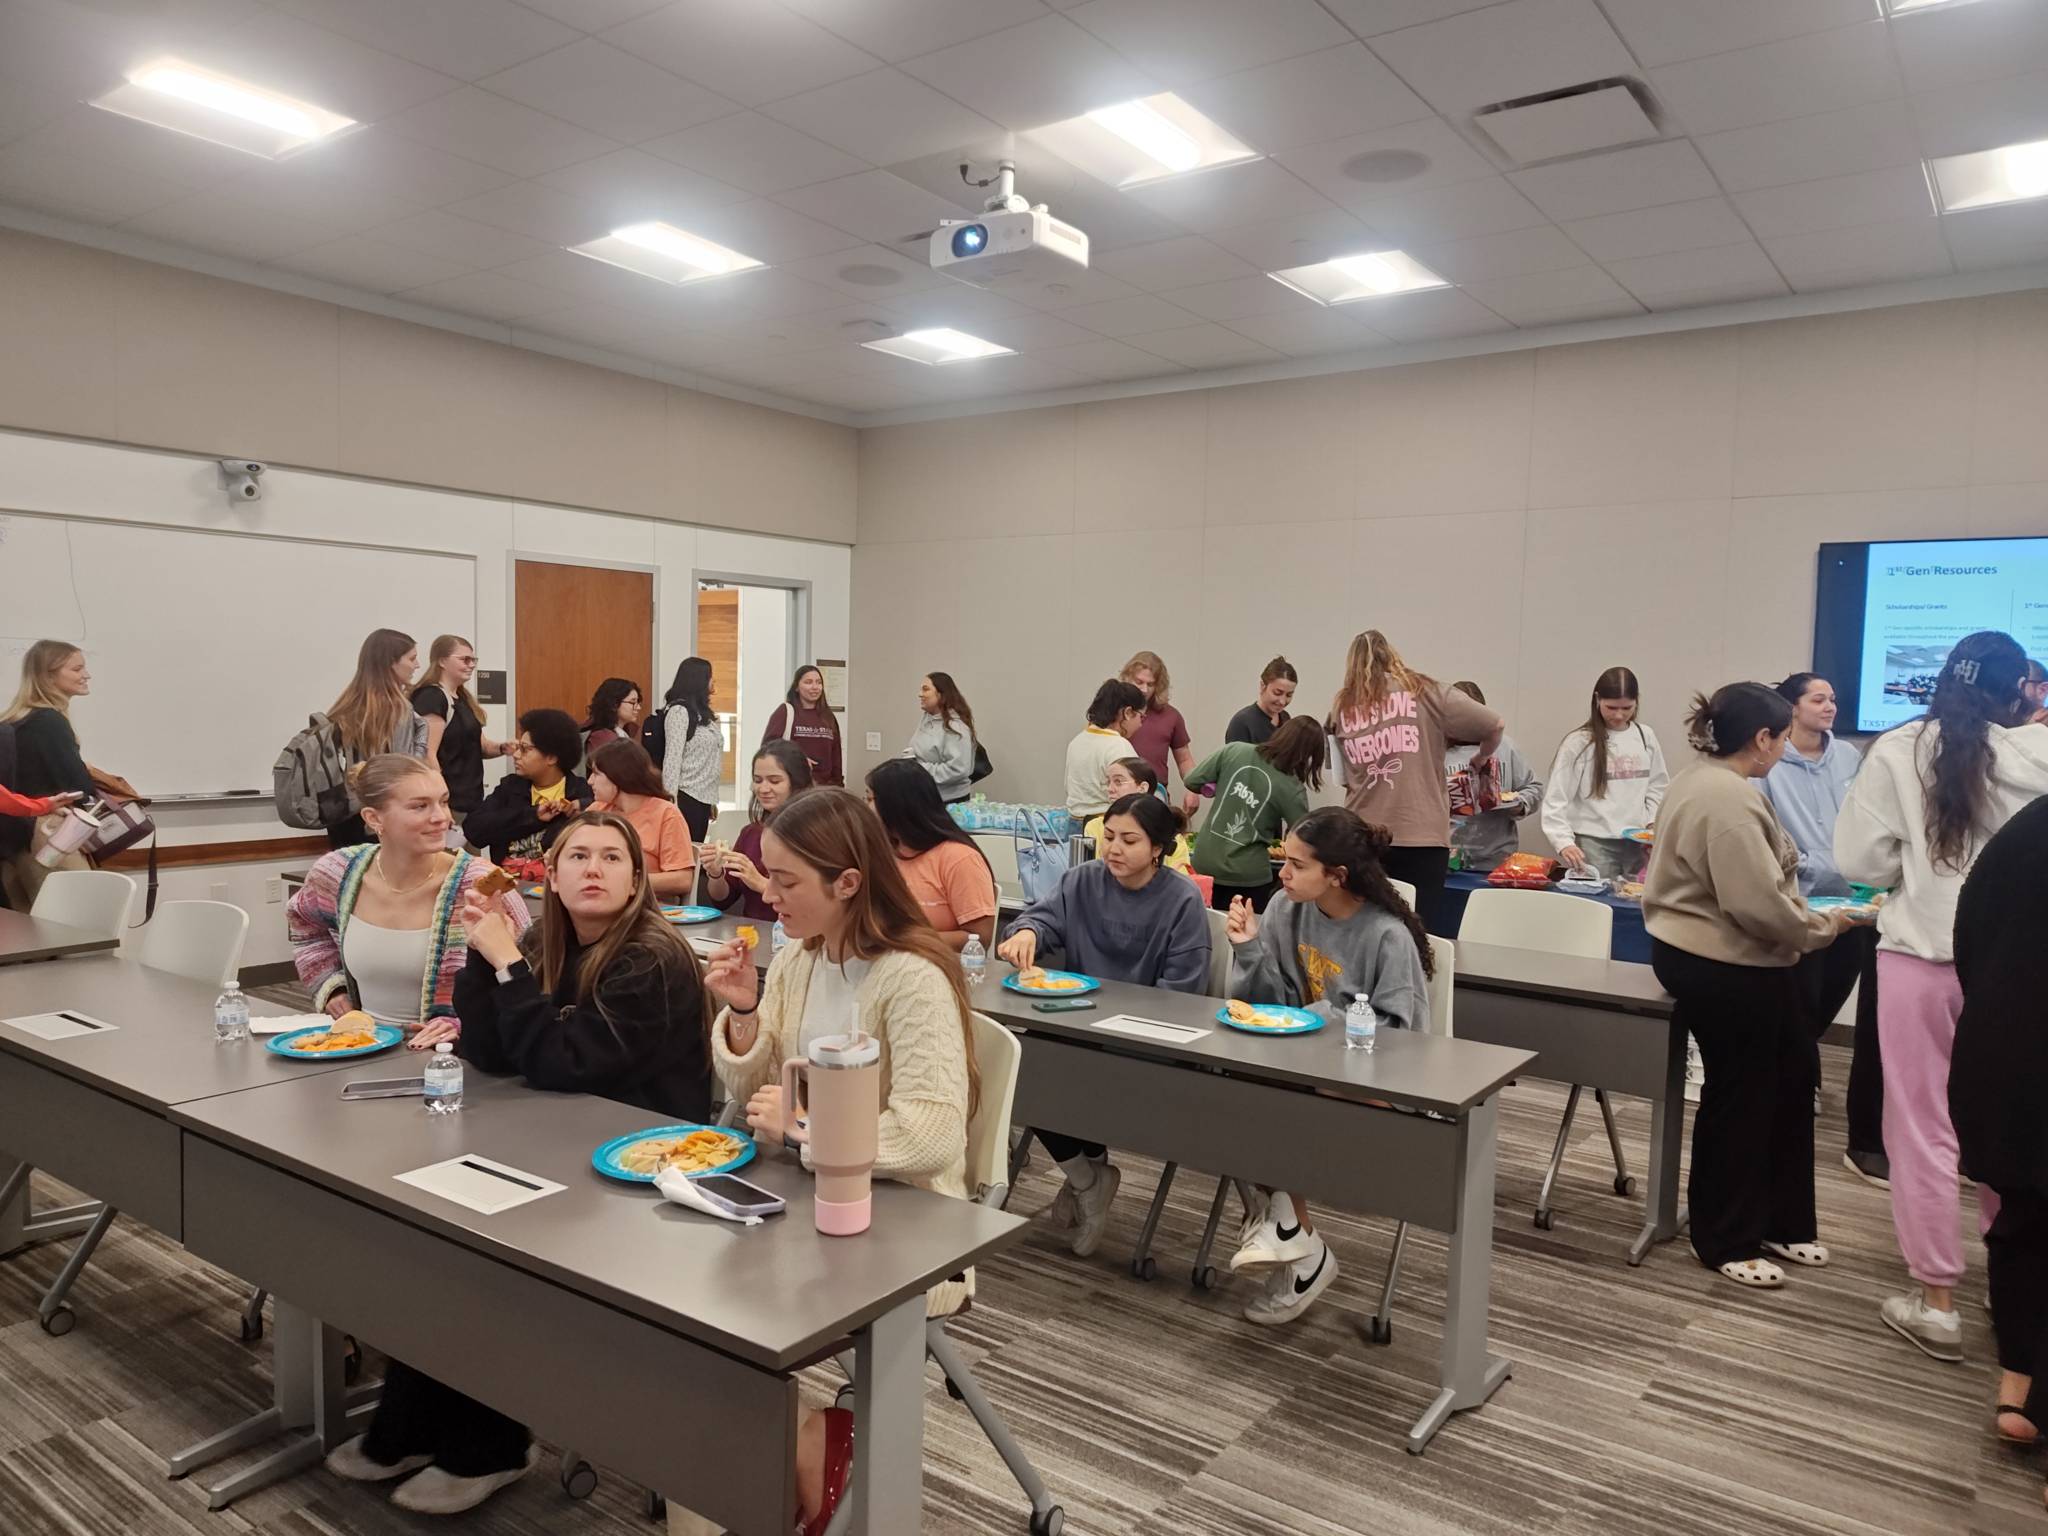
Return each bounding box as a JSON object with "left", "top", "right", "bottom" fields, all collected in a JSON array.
[{"left": 1876, "top": 950, "right": 1999, "bottom": 1289}]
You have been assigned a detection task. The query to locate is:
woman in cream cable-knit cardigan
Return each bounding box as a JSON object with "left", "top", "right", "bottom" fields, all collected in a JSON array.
[{"left": 693, "top": 786, "right": 980, "bottom": 1536}]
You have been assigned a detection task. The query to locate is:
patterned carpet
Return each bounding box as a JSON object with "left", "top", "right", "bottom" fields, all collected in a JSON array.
[{"left": 1, "top": 1029, "right": 2040, "bottom": 1536}]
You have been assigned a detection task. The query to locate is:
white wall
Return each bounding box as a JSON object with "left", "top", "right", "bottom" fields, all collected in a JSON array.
[
  {"left": 736, "top": 586, "right": 792, "bottom": 769},
  {"left": 0, "top": 428, "right": 850, "bottom": 966}
]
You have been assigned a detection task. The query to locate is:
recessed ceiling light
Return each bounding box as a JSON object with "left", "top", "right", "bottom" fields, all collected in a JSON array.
[
  {"left": 571, "top": 222, "right": 763, "bottom": 284},
  {"left": 91, "top": 58, "right": 355, "bottom": 159},
  {"left": 1883, "top": 0, "right": 1982, "bottom": 14},
  {"left": 1267, "top": 250, "right": 1450, "bottom": 305},
  {"left": 1026, "top": 92, "right": 1257, "bottom": 187},
  {"left": 861, "top": 328, "right": 1014, "bottom": 365},
  {"left": 1927, "top": 138, "right": 2048, "bottom": 212}
]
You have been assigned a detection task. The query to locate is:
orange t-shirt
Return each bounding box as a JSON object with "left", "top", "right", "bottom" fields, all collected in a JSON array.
[
  {"left": 899, "top": 841, "right": 997, "bottom": 934},
  {"left": 594, "top": 795, "right": 695, "bottom": 874}
]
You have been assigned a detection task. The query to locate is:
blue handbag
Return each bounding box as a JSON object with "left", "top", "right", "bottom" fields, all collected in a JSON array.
[{"left": 1013, "top": 808, "right": 1069, "bottom": 905}]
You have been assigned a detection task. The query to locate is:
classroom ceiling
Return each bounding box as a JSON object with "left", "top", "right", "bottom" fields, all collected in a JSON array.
[{"left": 2, "top": 0, "right": 2046, "bottom": 422}]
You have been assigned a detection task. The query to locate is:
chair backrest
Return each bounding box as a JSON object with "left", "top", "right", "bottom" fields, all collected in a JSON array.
[
  {"left": 1425, "top": 934, "right": 1455, "bottom": 1038},
  {"left": 130, "top": 899, "right": 250, "bottom": 987},
  {"left": 974, "top": 831, "right": 1021, "bottom": 903},
  {"left": 1203, "top": 907, "right": 1231, "bottom": 998},
  {"left": 31, "top": 869, "right": 137, "bottom": 939},
  {"left": 1459, "top": 886, "right": 1612, "bottom": 961},
  {"left": 965, "top": 1012, "right": 1024, "bottom": 1209},
  {"left": 1389, "top": 877, "right": 1417, "bottom": 909}
]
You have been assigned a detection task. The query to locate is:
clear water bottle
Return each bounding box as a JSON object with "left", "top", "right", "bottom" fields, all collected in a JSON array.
[
  {"left": 213, "top": 981, "right": 249, "bottom": 1044},
  {"left": 771, "top": 917, "right": 788, "bottom": 956},
  {"left": 1345, "top": 995, "right": 1378, "bottom": 1053},
  {"left": 423, "top": 1042, "right": 463, "bottom": 1114},
  {"left": 960, "top": 934, "right": 987, "bottom": 988}
]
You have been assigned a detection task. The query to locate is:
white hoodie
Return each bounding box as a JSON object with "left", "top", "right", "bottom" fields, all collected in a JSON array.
[
  {"left": 1540, "top": 723, "right": 1670, "bottom": 849},
  {"left": 1833, "top": 719, "right": 2048, "bottom": 963}
]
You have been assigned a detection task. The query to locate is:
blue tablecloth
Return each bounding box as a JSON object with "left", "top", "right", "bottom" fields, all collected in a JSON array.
[{"left": 1438, "top": 869, "right": 1651, "bottom": 964}]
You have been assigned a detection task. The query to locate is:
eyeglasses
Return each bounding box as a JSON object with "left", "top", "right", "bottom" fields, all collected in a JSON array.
[{"left": 511, "top": 740, "right": 536, "bottom": 755}]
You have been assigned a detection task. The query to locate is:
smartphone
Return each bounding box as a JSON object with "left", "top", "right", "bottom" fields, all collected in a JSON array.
[
  {"left": 341, "top": 1077, "right": 427, "bottom": 1100},
  {"left": 1032, "top": 998, "right": 1097, "bottom": 1013},
  {"left": 691, "top": 1174, "right": 786, "bottom": 1217}
]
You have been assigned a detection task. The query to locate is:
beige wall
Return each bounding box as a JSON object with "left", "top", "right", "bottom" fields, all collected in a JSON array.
[
  {"left": 0, "top": 228, "right": 856, "bottom": 543},
  {"left": 850, "top": 290, "right": 2048, "bottom": 809}
]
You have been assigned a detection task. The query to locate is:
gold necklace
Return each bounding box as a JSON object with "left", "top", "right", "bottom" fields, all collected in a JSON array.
[{"left": 372, "top": 851, "right": 444, "bottom": 895}]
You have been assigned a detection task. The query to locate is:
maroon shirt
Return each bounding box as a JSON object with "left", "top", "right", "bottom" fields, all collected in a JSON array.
[
  {"left": 764, "top": 702, "right": 842, "bottom": 787},
  {"left": 1127, "top": 703, "right": 1190, "bottom": 784}
]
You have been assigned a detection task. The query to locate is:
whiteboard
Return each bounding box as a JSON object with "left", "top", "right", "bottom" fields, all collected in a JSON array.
[{"left": 0, "top": 512, "right": 476, "bottom": 799}]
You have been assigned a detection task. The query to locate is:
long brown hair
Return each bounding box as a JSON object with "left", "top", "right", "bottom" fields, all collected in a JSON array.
[
  {"left": 1290, "top": 807, "right": 1433, "bottom": 979},
  {"left": 3, "top": 639, "right": 83, "bottom": 728},
  {"left": 530, "top": 810, "right": 708, "bottom": 1042},
  {"left": 1121, "top": 649, "right": 1174, "bottom": 708},
  {"left": 1575, "top": 667, "right": 1642, "bottom": 799},
  {"left": 590, "top": 738, "right": 671, "bottom": 802},
  {"left": 329, "top": 628, "right": 417, "bottom": 760},
  {"left": 1331, "top": 630, "right": 1428, "bottom": 724},
  {"left": 924, "top": 671, "right": 975, "bottom": 735},
  {"left": 1258, "top": 715, "right": 1326, "bottom": 791},
  {"left": 424, "top": 634, "right": 486, "bottom": 725},
  {"left": 765, "top": 788, "right": 980, "bottom": 1117},
  {"left": 786, "top": 665, "right": 841, "bottom": 742},
  {"left": 1918, "top": 631, "right": 2030, "bottom": 871}
]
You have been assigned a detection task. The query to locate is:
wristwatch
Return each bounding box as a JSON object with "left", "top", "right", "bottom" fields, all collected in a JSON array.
[{"left": 493, "top": 957, "right": 532, "bottom": 986}]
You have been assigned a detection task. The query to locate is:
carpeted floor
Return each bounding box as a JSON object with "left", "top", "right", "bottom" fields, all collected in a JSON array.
[{"left": 1, "top": 1027, "right": 2040, "bottom": 1536}]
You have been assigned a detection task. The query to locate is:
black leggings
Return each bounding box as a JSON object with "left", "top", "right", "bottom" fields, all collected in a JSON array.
[
  {"left": 362, "top": 1361, "right": 530, "bottom": 1477},
  {"left": 675, "top": 792, "right": 714, "bottom": 842},
  {"left": 1795, "top": 926, "right": 1884, "bottom": 1153},
  {"left": 1037, "top": 1132, "right": 1106, "bottom": 1164},
  {"left": 1380, "top": 845, "right": 1451, "bottom": 935},
  {"left": 1985, "top": 1187, "right": 2048, "bottom": 1426}
]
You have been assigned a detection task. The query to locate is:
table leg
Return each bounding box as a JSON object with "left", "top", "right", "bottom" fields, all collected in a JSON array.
[
  {"left": 0, "top": 1158, "right": 103, "bottom": 1259},
  {"left": 845, "top": 1293, "right": 927, "bottom": 1536},
  {"left": 1409, "top": 1096, "right": 1511, "bottom": 1455},
  {"left": 1628, "top": 1022, "right": 1688, "bottom": 1267},
  {"left": 168, "top": 1299, "right": 350, "bottom": 1509}
]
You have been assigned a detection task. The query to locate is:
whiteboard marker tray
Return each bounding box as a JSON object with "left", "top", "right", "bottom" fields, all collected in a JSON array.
[{"left": 395, "top": 1154, "right": 564, "bottom": 1215}]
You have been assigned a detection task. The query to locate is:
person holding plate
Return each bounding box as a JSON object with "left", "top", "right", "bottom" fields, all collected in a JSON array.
[{"left": 1225, "top": 808, "right": 1432, "bottom": 1325}]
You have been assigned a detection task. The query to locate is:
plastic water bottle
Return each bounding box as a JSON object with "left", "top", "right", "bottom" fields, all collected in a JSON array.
[
  {"left": 1345, "top": 996, "right": 1378, "bottom": 1053},
  {"left": 213, "top": 981, "right": 249, "bottom": 1045},
  {"left": 424, "top": 1042, "right": 464, "bottom": 1114},
  {"left": 960, "top": 934, "right": 987, "bottom": 989},
  {"left": 771, "top": 917, "right": 789, "bottom": 956}
]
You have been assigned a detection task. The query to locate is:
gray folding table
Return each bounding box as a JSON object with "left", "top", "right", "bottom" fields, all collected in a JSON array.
[{"left": 0, "top": 906, "right": 119, "bottom": 965}]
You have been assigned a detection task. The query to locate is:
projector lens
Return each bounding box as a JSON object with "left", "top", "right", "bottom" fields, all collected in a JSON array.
[{"left": 951, "top": 224, "right": 988, "bottom": 258}]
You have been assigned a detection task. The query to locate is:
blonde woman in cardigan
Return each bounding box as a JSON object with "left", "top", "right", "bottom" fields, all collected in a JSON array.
[{"left": 697, "top": 786, "right": 979, "bottom": 1536}]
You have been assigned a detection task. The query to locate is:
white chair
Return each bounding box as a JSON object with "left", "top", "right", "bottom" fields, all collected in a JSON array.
[
  {"left": 975, "top": 830, "right": 1022, "bottom": 904},
  {"left": 30, "top": 869, "right": 136, "bottom": 938},
  {"left": 1367, "top": 933, "right": 1458, "bottom": 1345},
  {"left": 1459, "top": 887, "right": 1629, "bottom": 1230},
  {"left": 130, "top": 900, "right": 249, "bottom": 987},
  {"left": 1389, "top": 877, "right": 1417, "bottom": 909}
]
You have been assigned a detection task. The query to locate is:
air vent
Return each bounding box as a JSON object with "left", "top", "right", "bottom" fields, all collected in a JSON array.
[
  {"left": 1342, "top": 148, "right": 1432, "bottom": 185},
  {"left": 1474, "top": 78, "right": 1661, "bottom": 167},
  {"left": 837, "top": 263, "right": 903, "bottom": 287}
]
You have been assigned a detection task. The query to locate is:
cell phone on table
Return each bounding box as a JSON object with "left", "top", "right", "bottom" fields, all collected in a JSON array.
[
  {"left": 1032, "top": 998, "right": 1097, "bottom": 1013},
  {"left": 340, "top": 1077, "right": 427, "bottom": 1100},
  {"left": 691, "top": 1174, "right": 786, "bottom": 1217}
]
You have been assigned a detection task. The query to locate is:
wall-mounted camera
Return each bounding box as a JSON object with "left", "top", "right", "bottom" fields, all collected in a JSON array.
[{"left": 219, "top": 459, "right": 266, "bottom": 502}]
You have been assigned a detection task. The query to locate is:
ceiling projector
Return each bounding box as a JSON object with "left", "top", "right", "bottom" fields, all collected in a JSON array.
[{"left": 929, "top": 159, "right": 1089, "bottom": 286}]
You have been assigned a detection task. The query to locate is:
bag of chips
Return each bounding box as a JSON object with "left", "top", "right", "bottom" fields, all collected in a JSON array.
[{"left": 1487, "top": 851, "right": 1560, "bottom": 889}]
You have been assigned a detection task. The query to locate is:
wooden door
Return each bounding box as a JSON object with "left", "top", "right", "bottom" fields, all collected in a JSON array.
[
  {"left": 513, "top": 561, "right": 655, "bottom": 744},
  {"left": 696, "top": 587, "right": 739, "bottom": 785}
]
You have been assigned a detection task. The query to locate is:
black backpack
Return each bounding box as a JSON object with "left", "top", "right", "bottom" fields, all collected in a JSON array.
[{"left": 642, "top": 705, "right": 669, "bottom": 774}]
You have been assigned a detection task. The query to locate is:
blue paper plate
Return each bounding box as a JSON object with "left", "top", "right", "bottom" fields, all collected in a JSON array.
[
  {"left": 1622, "top": 826, "right": 1655, "bottom": 845},
  {"left": 591, "top": 1123, "right": 757, "bottom": 1184},
  {"left": 522, "top": 884, "right": 544, "bottom": 900},
  {"left": 661, "top": 905, "right": 725, "bottom": 925},
  {"left": 1809, "top": 896, "right": 1880, "bottom": 918},
  {"left": 1001, "top": 969, "right": 1100, "bottom": 997},
  {"left": 265, "top": 1023, "right": 406, "bottom": 1060},
  {"left": 1218, "top": 1003, "right": 1324, "bottom": 1036}
]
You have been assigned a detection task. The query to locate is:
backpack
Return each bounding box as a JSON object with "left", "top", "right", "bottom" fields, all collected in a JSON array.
[
  {"left": 642, "top": 705, "right": 668, "bottom": 771},
  {"left": 273, "top": 713, "right": 354, "bottom": 830}
]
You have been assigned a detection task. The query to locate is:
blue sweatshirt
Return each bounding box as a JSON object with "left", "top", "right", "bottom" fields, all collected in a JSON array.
[
  {"left": 1002, "top": 860, "right": 1211, "bottom": 993},
  {"left": 1761, "top": 732, "right": 1861, "bottom": 897}
]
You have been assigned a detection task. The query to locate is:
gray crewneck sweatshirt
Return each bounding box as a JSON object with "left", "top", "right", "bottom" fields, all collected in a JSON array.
[{"left": 1228, "top": 894, "right": 1429, "bottom": 1030}]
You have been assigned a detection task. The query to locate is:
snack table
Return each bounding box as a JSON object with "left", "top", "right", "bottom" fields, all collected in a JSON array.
[
  {"left": 0, "top": 907, "right": 119, "bottom": 965},
  {"left": 1438, "top": 870, "right": 1651, "bottom": 963}
]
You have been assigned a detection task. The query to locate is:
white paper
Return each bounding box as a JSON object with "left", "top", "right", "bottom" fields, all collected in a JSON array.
[
  {"left": 395, "top": 1155, "right": 564, "bottom": 1215},
  {"left": 1089, "top": 1014, "right": 1209, "bottom": 1044},
  {"left": 250, "top": 1011, "right": 334, "bottom": 1036},
  {"left": 2, "top": 1010, "right": 118, "bottom": 1041}
]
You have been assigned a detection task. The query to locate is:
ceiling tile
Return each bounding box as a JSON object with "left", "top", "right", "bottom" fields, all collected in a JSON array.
[
  {"left": 1367, "top": 0, "right": 1637, "bottom": 120},
  {"left": 1179, "top": 43, "right": 1431, "bottom": 153},
  {"left": 1562, "top": 196, "right": 1753, "bottom": 262},
  {"left": 1648, "top": 20, "right": 1900, "bottom": 137},
  {"left": 680, "top": 197, "right": 869, "bottom": 263},
  {"left": 959, "top": 310, "right": 1106, "bottom": 350},
  {"left": 445, "top": 181, "right": 612, "bottom": 245},
  {"left": 1413, "top": 223, "right": 1588, "bottom": 282},
  {"left": 923, "top": 352, "right": 1098, "bottom": 398},
  {"left": 1461, "top": 264, "right": 1642, "bottom": 325},
  {"left": 267, "top": 0, "right": 575, "bottom": 80},
  {"left": 1347, "top": 176, "right": 1548, "bottom": 243},
  {"left": 518, "top": 0, "right": 672, "bottom": 31},
  {"left": 1890, "top": 0, "right": 2048, "bottom": 95},
  {"left": 384, "top": 86, "right": 622, "bottom": 178},
  {"left": 776, "top": 0, "right": 1051, "bottom": 64},
  {"left": 779, "top": 242, "right": 960, "bottom": 299},
  {"left": 1941, "top": 199, "right": 2048, "bottom": 272},
  {"left": 0, "top": 75, "right": 81, "bottom": 154},
  {"left": 1159, "top": 274, "right": 1320, "bottom": 322},
  {"left": 286, "top": 127, "right": 514, "bottom": 207},
  {"left": 1091, "top": 236, "right": 1259, "bottom": 289},
  {"left": 1508, "top": 139, "right": 1719, "bottom": 221},
  {"left": 870, "top": 284, "right": 1038, "bottom": 330},
  {"left": 1732, "top": 166, "right": 1934, "bottom": 241},
  {"left": 12, "top": 106, "right": 250, "bottom": 190},
  {"left": 1275, "top": 118, "right": 1499, "bottom": 208},
  {"left": 1035, "top": 337, "right": 1187, "bottom": 379},
  {"left": 886, "top": 143, "right": 1185, "bottom": 249},
  {"left": 1124, "top": 322, "right": 1285, "bottom": 367},
  {"left": 1064, "top": 0, "right": 1350, "bottom": 87},
  {"left": 475, "top": 39, "right": 738, "bottom": 143},
  {"left": 121, "top": 190, "right": 352, "bottom": 262},
  {"left": 1319, "top": 0, "right": 1506, "bottom": 38},
  {"left": 212, "top": 157, "right": 427, "bottom": 231},
  {"left": 1225, "top": 305, "right": 1390, "bottom": 356},
  {"left": 271, "top": 235, "right": 474, "bottom": 293},
  {"left": 1693, "top": 98, "right": 1920, "bottom": 193},
  {"left": 1909, "top": 68, "right": 2048, "bottom": 161},
  {"left": 0, "top": 141, "right": 191, "bottom": 224},
  {"left": 643, "top": 111, "right": 867, "bottom": 194},
  {"left": 772, "top": 170, "right": 966, "bottom": 245},
  {"left": 601, "top": 0, "right": 881, "bottom": 107},
  {"left": 1604, "top": 241, "right": 1789, "bottom": 308},
  {"left": 896, "top": 13, "right": 1158, "bottom": 130},
  {"left": 192, "top": 10, "right": 465, "bottom": 122},
  {"left": 725, "top": 273, "right": 878, "bottom": 318},
  {"left": 1123, "top": 158, "right": 1336, "bottom": 232},
  {"left": 535, "top": 148, "right": 750, "bottom": 226},
  {"left": 492, "top": 247, "right": 703, "bottom": 306},
  {"left": 374, "top": 208, "right": 557, "bottom": 267},
  {"left": 1347, "top": 286, "right": 1512, "bottom": 340},
  {"left": 1600, "top": 0, "right": 1876, "bottom": 70},
  {"left": 1763, "top": 217, "right": 1955, "bottom": 290},
  {"left": 758, "top": 68, "right": 1002, "bottom": 166},
  {"left": 983, "top": 263, "right": 1142, "bottom": 310},
  {"left": 401, "top": 269, "right": 576, "bottom": 321},
  {"left": 1204, "top": 208, "right": 1390, "bottom": 269},
  {"left": 1057, "top": 292, "right": 1205, "bottom": 336}
]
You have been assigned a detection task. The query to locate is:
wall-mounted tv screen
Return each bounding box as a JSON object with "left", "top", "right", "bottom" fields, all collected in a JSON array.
[{"left": 1815, "top": 537, "right": 2048, "bottom": 734}]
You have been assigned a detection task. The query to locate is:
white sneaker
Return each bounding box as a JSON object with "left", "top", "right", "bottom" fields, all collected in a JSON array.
[
  {"left": 1243, "top": 1236, "right": 1337, "bottom": 1326},
  {"left": 389, "top": 1446, "right": 540, "bottom": 1514},
  {"left": 1880, "top": 1292, "right": 1963, "bottom": 1363},
  {"left": 1047, "top": 1151, "right": 1107, "bottom": 1229},
  {"left": 1230, "top": 1195, "right": 1315, "bottom": 1273},
  {"left": 324, "top": 1435, "right": 430, "bottom": 1483},
  {"left": 1069, "top": 1161, "right": 1120, "bottom": 1259}
]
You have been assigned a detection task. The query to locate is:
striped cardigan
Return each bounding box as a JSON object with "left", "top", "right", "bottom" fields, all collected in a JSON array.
[{"left": 287, "top": 847, "right": 530, "bottom": 1020}]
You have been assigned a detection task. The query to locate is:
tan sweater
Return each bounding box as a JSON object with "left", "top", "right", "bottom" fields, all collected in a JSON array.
[{"left": 1643, "top": 763, "right": 1838, "bottom": 968}]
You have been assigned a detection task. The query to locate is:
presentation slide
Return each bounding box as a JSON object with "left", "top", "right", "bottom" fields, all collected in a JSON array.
[{"left": 1857, "top": 537, "right": 2048, "bottom": 731}]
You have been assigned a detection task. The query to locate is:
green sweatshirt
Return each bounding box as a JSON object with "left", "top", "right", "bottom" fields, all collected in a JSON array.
[{"left": 1187, "top": 741, "right": 1308, "bottom": 888}]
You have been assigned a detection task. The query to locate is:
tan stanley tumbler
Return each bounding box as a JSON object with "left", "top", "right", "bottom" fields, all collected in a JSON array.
[{"left": 782, "top": 1031, "right": 881, "bottom": 1235}]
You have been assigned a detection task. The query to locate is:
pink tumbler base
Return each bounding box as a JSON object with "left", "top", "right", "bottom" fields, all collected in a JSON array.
[{"left": 815, "top": 1193, "right": 872, "bottom": 1236}]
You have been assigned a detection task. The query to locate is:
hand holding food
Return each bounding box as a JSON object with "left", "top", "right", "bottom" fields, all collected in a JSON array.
[
  {"left": 324, "top": 994, "right": 356, "bottom": 1021},
  {"left": 996, "top": 928, "right": 1037, "bottom": 972},
  {"left": 703, "top": 940, "right": 761, "bottom": 1016},
  {"left": 1225, "top": 895, "right": 1259, "bottom": 945},
  {"left": 735, "top": 924, "right": 759, "bottom": 951},
  {"left": 472, "top": 865, "right": 517, "bottom": 899},
  {"left": 1558, "top": 843, "right": 1588, "bottom": 874},
  {"left": 458, "top": 893, "right": 523, "bottom": 968}
]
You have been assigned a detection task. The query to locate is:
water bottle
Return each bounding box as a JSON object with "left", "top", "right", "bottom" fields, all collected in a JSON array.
[
  {"left": 213, "top": 981, "right": 249, "bottom": 1044},
  {"left": 772, "top": 917, "right": 789, "bottom": 956},
  {"left": 1345, "top": 995, "right": 1378, "bottom": 1053},
  {"left": 960, "top": 934, "right": 987, "bottom": 989},
  {"left": 423, "top": 1042, "right": 464, "bottom": 1114}
]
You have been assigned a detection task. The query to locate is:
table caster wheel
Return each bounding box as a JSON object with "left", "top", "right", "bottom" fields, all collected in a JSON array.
[
  {"left": 1613, "top": 1175, "right": 1636, "bottom": 1197},
  {"left": 1368, "top": 1317, "right": 1393, "bottom": 1345},
  {"left": 239, "top": 1314, "right": 263, "bottom": 1344},
  {"left": 559, "top": 1458, "right": 597, "bottom": 1500},
  {"left": 1130, "top": 1255, "right": 1157, "bottom": 1281},
  {"left": 645, "top": 1492, "right": 666, "bottom": 1521},
  {"left": 1192, "top": 1265, "right": 1217, "bottom": 1291},
  {"left": 40, "top": 1306, "right": 75, "bottom": 1337},
  {"left": 1534, "top": 1209, "right": 1555, "bottom": 1231},
  {"left": 1031, "top": 1505, "right": 1065, "bottom": 1535}
]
